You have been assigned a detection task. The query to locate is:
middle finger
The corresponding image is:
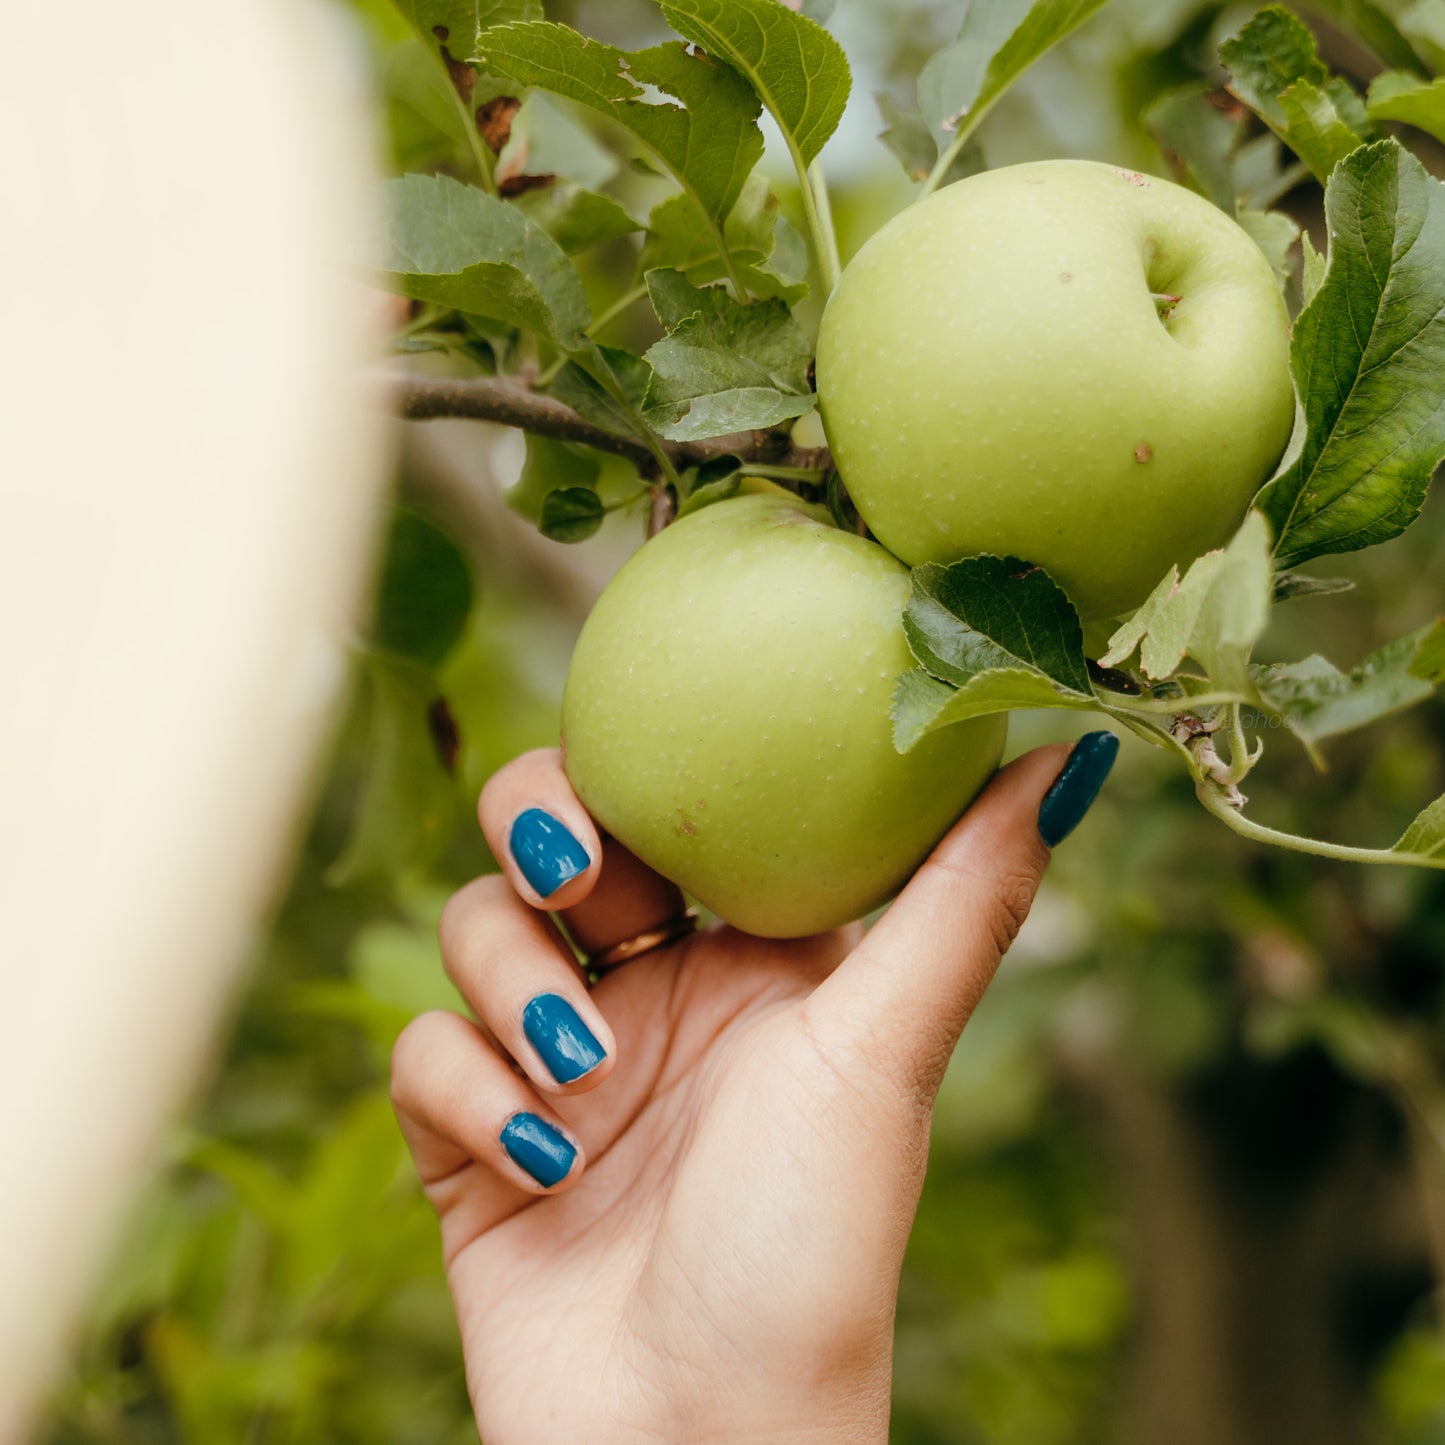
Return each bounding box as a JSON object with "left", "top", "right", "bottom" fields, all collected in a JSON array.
[{"left": 439, "top": 874, "right": 617, "bottom": 1096}]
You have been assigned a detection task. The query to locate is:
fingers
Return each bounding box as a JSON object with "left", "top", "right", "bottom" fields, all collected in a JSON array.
[
  {"left": 391, "top": 1010, "right": 584, "bottom": 1220},
  {"left": 478, "top": 747, "right": 686, "bottom": 955},
  {"left": 559, "top": 834, "right": 687, "bottom": 960},
  {"left": 804, "top": 733, "right": 1119, "bottom": 1107},
  {"left": 479, "top": 749, "right": 602, "bottom": 912},
  {"left": 439, "top": 875, "right": 616, "bottom": 1095}
]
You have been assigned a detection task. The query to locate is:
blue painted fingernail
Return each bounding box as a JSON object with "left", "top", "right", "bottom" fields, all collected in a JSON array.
[
  {"left": 1038, "top": 731, "right": 1120, "bottom": 848},
  {"left": 509, "top": 808, "right": 590, "bottom": 899},
  {"left": 500, "top": 1113, "right": 577, "bottom": 1188},
  {"left": 523, "top": 993, "right": 606, "bottom": 1084}
]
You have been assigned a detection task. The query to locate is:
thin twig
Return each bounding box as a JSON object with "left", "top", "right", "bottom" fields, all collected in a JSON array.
[{"left": 390, "top": 372, "right": 832, "bottom": 475}]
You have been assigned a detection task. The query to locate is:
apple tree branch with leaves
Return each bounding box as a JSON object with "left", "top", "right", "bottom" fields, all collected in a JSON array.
[{"left": 374, "top": 0, "right": 1445, "bottom": 874}]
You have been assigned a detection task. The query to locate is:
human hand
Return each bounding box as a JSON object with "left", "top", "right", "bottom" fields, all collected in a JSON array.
[{"left": 391, "top": 735, "right": 1118, "bottom": 1445}]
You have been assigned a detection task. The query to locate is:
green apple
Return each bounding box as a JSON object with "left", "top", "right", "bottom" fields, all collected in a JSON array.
[
  {"left": 561, "top": 493, "right": 1006, "bottom": 938},
  {"left": 815, "top": 159, "right": 1296, "bottom": 620}
]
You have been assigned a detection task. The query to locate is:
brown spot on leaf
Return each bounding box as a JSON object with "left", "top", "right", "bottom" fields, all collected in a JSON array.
[
  {"left": 432, "top": 29, "right": 476, "bottom": 104},
  {"left": 1087, "top": 658, "right": 1144, "bottom": 695},
  {"left": 499, "top": 172, "right": 556, "bottom": 197},
  {"left": 476, "top": 96, "right": 520, "bottom": 154},
  {"left": 1134, "top": 443, "right": 1153, "bottom": 464}
]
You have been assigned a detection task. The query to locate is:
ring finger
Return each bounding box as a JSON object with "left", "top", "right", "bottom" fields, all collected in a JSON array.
[{"left": 439, "top": 873, "right": 617, "bottom": 1095}]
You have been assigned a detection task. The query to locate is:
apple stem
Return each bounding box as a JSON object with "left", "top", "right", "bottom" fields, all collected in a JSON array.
[
  {"left": 1152, "top": 291, "right": 1183, "bottom": 317},
  {"left": 800, "top": 156, "right": 843, "bottom": 296},
  {"left": 739, "top": 463, "right": 829, "bottom": 483},
  {"left": 646, "top": 486, "right": 676, "bottom": 538}
]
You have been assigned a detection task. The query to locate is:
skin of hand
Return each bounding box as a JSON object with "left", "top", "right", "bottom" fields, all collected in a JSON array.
[{"left": 391, "top": 738, "right": 1115, "bottom": 1445}]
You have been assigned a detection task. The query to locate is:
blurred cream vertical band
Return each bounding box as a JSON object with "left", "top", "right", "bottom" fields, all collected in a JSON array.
[{"left": 0, "top": 3, "right": 389, "bottom": 1438}]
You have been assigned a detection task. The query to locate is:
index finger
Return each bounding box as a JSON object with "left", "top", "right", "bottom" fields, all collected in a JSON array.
[
  {"left": 479, "top": 748, "right": 603, "bottom": 912},
  {"left": 478, "top": 751, "right": 688, "bottom": 960}
]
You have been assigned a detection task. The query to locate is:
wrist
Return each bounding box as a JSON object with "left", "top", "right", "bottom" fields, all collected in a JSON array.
[{"left": 687, "top": 1382, "right": 890, "bottom": 1445}]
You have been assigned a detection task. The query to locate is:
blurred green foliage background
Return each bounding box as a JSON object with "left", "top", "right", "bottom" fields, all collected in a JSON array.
[{"left": 40, "top": 1, "right": 1445, "bottom": 1441}]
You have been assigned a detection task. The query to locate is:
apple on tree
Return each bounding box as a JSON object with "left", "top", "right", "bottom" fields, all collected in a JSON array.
[
  {"left": 560, "top": 492, "right": 1006, "bottom": 938},
  {"left": 380, "top": 2, "right": 1445, "bottom": 944},
  {"left": 816, "top": 159, "right": 1297, "bottom": 621}
]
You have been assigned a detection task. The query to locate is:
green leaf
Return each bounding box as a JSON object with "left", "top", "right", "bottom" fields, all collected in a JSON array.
[
  {"left": 327, "top": 655, "right": 460, "bottom": 887},
  {"left": 185, "top": 1138, "right": 291, "bottom": 1233},
  {"left": 370, "top": 505, "right": 474, "bottom": 668},
  {"left": 647, "top": 385, "right": 813, "bottom": 441},
  {"left": 638, "top": 175, "right": 807, "bottom": 301},
  {"left": 1222, "top": 7, "right": 1329, "bottom": 130},
  {"left": 288, "top": 979, "right": 413, "bottom": 1057},
  {"left": 877, "top": 93, "right": 939, "bottom": 182},
  {"left": 918, "top": 0, "right": 1033, "bottom": 135},
  {"left": 1397, "top": 794, "right": 1445, "bottom": 856},
  {"left": 658, "top": 0, "right": 851, "bottom": 166},
  {"left": 1257, "top": 141, "right": 1445, "bottom": 570},
  {"left": 281, "top": 1091, "right": 406, "bottom": 1306},
  {"left": 539, "top": 486, "right": 605, "bottom": 542},
  {"left": 378, "top": 172, "right": 589, "bottom": 349},
  {"left": 1237, "top": 207, "right": 1301, "bottom": 288},
  {"left": 1146, "top": 85, "right": 1240, "bottom": 211},
  {"left": 676, "top": 470, "right": 743, "bottom": 517},
  {"left": 930, "top": 0, "right": 1110, "bottom": 148},
  {"left": 517, "top": 187, "right": 641, "bottom": 255},
  {"left": 350, "top": 920, "right": 466, "bottom": 1020},
  {"left": 547, "top": 345, "right": 654, "bottom": 436},
  {"left": 1300, "top": 229, "right": 1327, "bottom": 302},
  {"left": 506, "top": 436, "right": 601, "bottom": 523},
  {"left": 1368, "top": 71, "right": 1445, "bottom": 145},
  {"left": 1411, "top": 618, "right": 1445, "bottom": 681},
  {"left": 1272, "top": 569, "right": 1354, "bottom": 601},
  {"left": 473, "top": 22, "right": 763, "bottom": 223},
  {"left": 1401, "top": 1, "right": 1445, "bottom": 73},
  {"left": 1101, "top": 512, "right": 1273, "bottom": 695},
  {"left": 904, "top": 556, "right": 1093, "bottom": 696},
  {"left": 1277, "top": 77, "right": 1369, "bottom": 179},
  {"left": 1221, "top": 7, "right": 1368, "bottom": 179},
  {"left": 642, "top": 270, "right": 814, "bottom": 440},
  {"left": 1232, "top": 130, "right": 1307, "bottom": 210},
  {"left": 392, "top": 0, "right": 542, "bottom": 58},
  {"left": 892, "top": 665, "right": 1096, "bottom": 752},
  {"left": 1304, "top": 0, "right": 1428, "bottom": 75},
  {"left": 1253, "top": 620, "right": 1444, "bottom": 743}
]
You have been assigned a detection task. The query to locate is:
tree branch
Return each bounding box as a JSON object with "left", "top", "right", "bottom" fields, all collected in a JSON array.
[{"left": 390, "top": 373, "right": 831, "bottom": 477}]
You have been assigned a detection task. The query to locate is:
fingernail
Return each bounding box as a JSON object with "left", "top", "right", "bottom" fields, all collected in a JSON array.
[
  {"left": 523, "top": 993, "right": 607, "bottom": 1084},
  {"left": 1038, "top": 731, "right": 1120, "bottom": 848},
  {"left": 500, "top": 1113, "right": 577, "bottom": 1188},
  {"left": 509, "top": 808, "right": 590, "bottom": 899}
]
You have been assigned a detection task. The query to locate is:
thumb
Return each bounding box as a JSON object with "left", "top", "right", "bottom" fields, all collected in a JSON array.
[{"left": 802, "top": 732, "right": 1119, "bottom": 1107}]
